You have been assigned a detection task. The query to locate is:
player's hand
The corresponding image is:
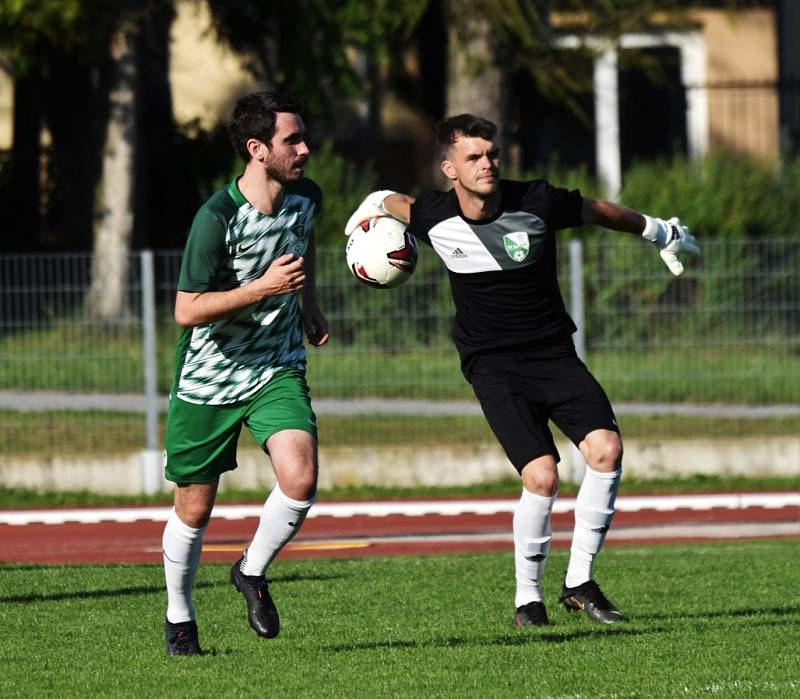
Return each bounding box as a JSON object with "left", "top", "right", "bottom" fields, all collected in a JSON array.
[
  {"left": 641, "top": 216, "right": 700, "bottom": 276},
  {"left": 257, "top": 253, "right": 306, "bottom": 296},
  {"left": 344, "top": 190, "right": 397, "bottom": 236},
  {"left": 302, "top": 303, "right": 329, "bottom": 347}
]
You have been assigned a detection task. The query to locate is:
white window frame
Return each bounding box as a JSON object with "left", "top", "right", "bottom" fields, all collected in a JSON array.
[{"left": 557, "top": 32, "right": 707, "bottom": 197}]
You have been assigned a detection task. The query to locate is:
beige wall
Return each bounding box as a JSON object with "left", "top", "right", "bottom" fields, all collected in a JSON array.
[
  {"left": 169, "top": 0, "right": 261, "bottom": 130},
  {"left": 0, "top": 66, "right": 12, "bottom": 149},
  {"left": 695, "top": 8, "right": 780, "bottom": 160}
]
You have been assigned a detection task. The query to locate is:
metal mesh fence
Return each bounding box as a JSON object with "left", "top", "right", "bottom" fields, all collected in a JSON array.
[{"left": 1, "top": 237, "right": 799, "bottom": 458}]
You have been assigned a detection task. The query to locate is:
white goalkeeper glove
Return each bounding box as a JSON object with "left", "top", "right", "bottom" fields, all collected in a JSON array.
[
  {"left": 344, "top": 190, "right": 397, "bottom": 236},
  {"left": 641, "top": 215, "right": 700, "bottom": 276}
]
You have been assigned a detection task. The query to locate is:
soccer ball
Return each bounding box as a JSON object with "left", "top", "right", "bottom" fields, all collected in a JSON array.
[{"left": 345, "top": 215, "right": 418, "bottom": 288}]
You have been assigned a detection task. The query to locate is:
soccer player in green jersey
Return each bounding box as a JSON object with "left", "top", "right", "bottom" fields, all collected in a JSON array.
[{"left": 162, "top": 92, "right": 329, "bottom": 656}]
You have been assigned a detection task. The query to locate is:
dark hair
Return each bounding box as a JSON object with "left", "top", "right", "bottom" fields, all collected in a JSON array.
[
  {"left": 434, "top": 114, "right": 497, "bottom": 159},
  {"left": 229, "top": 91, "right": 304, "bottom": 162}
]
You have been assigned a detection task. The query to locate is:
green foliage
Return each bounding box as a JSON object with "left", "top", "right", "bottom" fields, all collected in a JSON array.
[
  {"left": 205, "top": 0, "right": 362, "bottom": 120},
  {"left": 303, "top": 141, "right": 378, "bottom": 244},
  {"left": 528, "top": 152, "right": 800, "bottom": 347},
  {"left": 1, "top": 544, "right": 799, "bottom": 696},
  {"left": 336, "top": 0, "right": 429, "bottom": 59},
  {"left": 620, "top": 150, "right": 800, "bottom": 238},
  {"left": 0, "top": 0, "right": 82, "bottom": 71}
]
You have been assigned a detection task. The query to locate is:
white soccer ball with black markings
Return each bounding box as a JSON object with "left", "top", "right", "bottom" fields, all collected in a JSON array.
[{"left": 345, "top": 215, "right": 418, "bottom": 289}]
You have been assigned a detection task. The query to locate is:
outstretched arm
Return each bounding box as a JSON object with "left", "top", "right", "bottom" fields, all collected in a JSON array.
[
  {"left": 344, "top": 191, "right": 414, "bottom": 235},
  {"left": 582, "top": 198, "right": 700, "bottom": 276},
  {"left": 582, "top": 198, "right": 645, "bottom": 234}
]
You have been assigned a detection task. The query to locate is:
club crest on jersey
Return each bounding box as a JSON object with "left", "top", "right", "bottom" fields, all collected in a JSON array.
[{"left": 503, "top": 232, "right": 530, "bottom": 262}]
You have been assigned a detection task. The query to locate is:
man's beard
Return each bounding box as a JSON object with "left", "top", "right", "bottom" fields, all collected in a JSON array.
[{"left": 266, "top": 161, "right": 305, "bottom": 184}]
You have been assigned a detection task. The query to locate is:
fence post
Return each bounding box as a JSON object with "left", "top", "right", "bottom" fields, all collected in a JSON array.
[
  {"left": 139, "top": 250, "right": 162, "bottom": 494},
  {"left": 568, "top": 239, "right": 587, "bottom": 483}
]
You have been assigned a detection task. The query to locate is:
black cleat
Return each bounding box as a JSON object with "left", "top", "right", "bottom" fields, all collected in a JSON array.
[
  {"left": 560, "top": 580, "right": 625, "bottom": 624},
  {"left": 230, "top": 557, "right": 280, "bottom": 638},
  {"left": 165, "top": 618, "right": 202, "bottom": 656},
  {"left": 514, "top": 601, "right": 551, "bottom": 627}
]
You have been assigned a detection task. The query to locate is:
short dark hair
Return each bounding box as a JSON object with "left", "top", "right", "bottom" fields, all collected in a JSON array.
[
  {"left": 434, "top": 114, "right": 497, "bottom": 160},
  {"left": 229, "top": 91, "right": 304, "bottom": 162}
]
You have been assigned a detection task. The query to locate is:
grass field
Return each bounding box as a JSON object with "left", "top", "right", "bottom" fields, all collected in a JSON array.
[
  {"left": 1, "top": 543, "right": 798, "bottom": 697},
  {"left": 2, "top": 323, "right": 800, "bottom": 403},
  {"left": 4, "top": 409, "right": 800, "bottom": 457}
]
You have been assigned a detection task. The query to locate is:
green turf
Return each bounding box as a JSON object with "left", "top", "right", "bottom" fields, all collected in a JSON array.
[
  {"left": 2, "top": 323, "right": 800, "bottom": 403},
  {"left": 3, "top": 409, "right": 800, "bottom": 457},
  {"left": 0, "top": 543, "right": 798, "bottom": 697}
]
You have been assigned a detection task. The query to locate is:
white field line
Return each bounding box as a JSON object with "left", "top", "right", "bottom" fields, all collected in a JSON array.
[{"left": 0, "top": 492, "right": 798, "bottom": 526}]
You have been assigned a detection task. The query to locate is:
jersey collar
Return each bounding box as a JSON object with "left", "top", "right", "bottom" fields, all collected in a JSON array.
[{"left": 228, "top": 178, "right": 248, "bottom": 208}]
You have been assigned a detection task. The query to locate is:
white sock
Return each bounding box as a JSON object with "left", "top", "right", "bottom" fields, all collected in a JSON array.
[
  {"left": 566, "top": 464, "right": 621, "bottom": 589},
  {"left": 163, "top": 508, "right": 206, "bottom": 623},
  {"left": 513, "top": 488, "right": 555, "bottom": 608},
  {"left": 240, "top": 485, "right": 314, "bottom": 577}
]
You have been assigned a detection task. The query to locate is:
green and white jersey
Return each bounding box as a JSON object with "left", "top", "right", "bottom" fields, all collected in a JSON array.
[{"left": 172, "top": 178, "right": 321, "bottom": 405}]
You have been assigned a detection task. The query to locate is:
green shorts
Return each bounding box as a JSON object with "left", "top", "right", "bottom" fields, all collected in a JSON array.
[{"left": 164, "top": 368, "right": 317, "bottom": 484}]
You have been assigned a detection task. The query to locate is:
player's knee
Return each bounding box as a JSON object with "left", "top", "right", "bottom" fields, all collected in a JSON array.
[
  {"left": 521, "top": 458, "right": 559, "bottom": 496},
  {"left": 585, "top": 434, "right": 623, "bottom": 471},
  {"left": 176, "top": 501, "right": 213, "bottom": 529},
  {"left": 280, "top": 465, "right": 317, "bottom": 501}
]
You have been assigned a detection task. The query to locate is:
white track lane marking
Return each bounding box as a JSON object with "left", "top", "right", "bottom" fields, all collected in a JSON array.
[
  {"left": 138, "top": 521, "right": 797, "bottom": 554},
  {"left": 0, "top": 492, "right": 798, "bottom": 526}
]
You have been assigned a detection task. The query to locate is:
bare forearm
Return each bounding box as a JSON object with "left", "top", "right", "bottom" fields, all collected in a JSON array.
[
  {"left": 175, "top": 253, "right": 305, "bottom": 328},
  {"left": 174, "top": 283, "right": 270, "bottom": 328},
  {"left": 582, "top": 198, "right": 646, "bottom": 235}
]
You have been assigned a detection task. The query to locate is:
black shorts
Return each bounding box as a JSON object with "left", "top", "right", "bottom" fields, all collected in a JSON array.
[{"left": 466, "top": 337, "right": 619, "bottom": 472}]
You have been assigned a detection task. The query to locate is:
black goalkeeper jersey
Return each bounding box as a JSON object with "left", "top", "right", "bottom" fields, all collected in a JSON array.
[{"left": 408, "top": 179, "right": 584, "bottom": 371}]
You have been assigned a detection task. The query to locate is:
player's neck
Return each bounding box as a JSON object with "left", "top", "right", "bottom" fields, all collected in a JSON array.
[
  {"left": 455, "top": 188, "right": 500, "bottom": 222},
  {"left": 237, "top": 166, "right": 285, "bottom": 215}
]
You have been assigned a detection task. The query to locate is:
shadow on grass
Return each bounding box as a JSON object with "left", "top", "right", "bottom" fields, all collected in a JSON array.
[
  {"left": 0, "top": 581, "right": 216, "bottom": 605},
  {"left": 0, "top": 569, "right": 348, "bottom": 604},
  {"left": 327, "top": 625, "right": 664, "bottom": 652},
  {"left": 634, "top": 605, "right": 800, "bottom": 622},
  {"left": 270, "top": 571, "right": 349, "bottom": 584}
]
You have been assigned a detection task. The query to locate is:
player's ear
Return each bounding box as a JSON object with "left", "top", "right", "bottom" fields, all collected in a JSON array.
[
  {"left": 246, "top": 138, "right": 268, "bottom": 161},
  {"left": 440, "top": 159, "right": 457, "bottom": 181}
]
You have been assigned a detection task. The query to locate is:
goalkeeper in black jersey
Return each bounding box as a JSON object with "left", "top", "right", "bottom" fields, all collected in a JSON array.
[{"left": 345, "top": 114, "right": 699, "bottom": 627}]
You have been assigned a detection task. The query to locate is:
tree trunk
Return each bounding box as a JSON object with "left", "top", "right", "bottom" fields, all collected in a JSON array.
[
  {"left": 445, "top": 4, "right": 505, "bottom": 132},
  {"left": 86, "top": 17, "right": 138, "bottom": 322}
]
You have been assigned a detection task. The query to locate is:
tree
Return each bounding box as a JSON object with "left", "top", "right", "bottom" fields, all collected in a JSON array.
[
  {"left": 86, "top": 0, "right": 177, "bottom": 321},
  {"left": 85, "top": 10, "right": 138, "bottom": 321}
]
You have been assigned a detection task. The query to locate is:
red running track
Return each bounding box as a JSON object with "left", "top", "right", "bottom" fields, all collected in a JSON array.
[{"left": 1, "top": 498, "right": 798, "bottom": 564}]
